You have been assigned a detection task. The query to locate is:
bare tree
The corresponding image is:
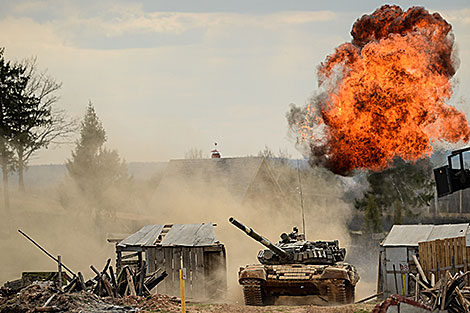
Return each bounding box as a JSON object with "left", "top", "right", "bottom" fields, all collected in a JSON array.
[
  {"left": 12, "top": 57, "right": 76, "bottom": 191},
  {"left": 185, "top": 147, "right": 204, "bottom": 159},
  {"left": 258, "top": 145, "right": 275, "bottom": 159}
]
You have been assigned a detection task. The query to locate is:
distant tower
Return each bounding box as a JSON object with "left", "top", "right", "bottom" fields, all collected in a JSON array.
[{"left": 211, "top": 142, "right": 221, "bottom": 158}]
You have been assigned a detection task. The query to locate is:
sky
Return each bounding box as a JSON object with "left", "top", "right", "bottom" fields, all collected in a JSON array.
[{"left": 0, "top": 0, "right": 469, "bottom": 164}]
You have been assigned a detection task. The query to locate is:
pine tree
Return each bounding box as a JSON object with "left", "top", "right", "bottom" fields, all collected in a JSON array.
[
  {"left": 0, "top": 48, "right": 33, "bottom": 211},
  {"left": 355, "top": 158, "right": 434, "bottom": 232},
  {"left": 66, "top": 102, "right": 130, "bottom": 212}
]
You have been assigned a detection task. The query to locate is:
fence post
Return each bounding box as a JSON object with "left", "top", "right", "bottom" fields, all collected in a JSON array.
[{"left": 58, "top": 255, "right": 62, "bottom": 289}]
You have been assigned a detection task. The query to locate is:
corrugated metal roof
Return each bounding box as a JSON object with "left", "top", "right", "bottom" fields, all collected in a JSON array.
[
  {"left": 427, "top": 223, "right": 469, "bottom": 241},
  {"left": 161, "top": 224, "right": 218, "bottom": 246},
  {"left": 118, "top": 223, "right": 220, "bottom": 248},
  {"left": 382, "top": 223, "right": 470, "bottom": 247},
  {"left": 382, "top": 225, "right": 434, "bottom": 247},
  {"left": 118, "top": 225, "right": 164, "bottom": 247}
]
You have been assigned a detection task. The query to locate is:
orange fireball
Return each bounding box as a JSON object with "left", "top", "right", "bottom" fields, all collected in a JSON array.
[{"left": 298, "top": 5, "right": 470, "bottom": 175}]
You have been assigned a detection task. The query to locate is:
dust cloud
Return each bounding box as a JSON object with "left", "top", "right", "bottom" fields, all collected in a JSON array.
[
  {"left": 146, "top": 159, "right": 365, "bottom": 302},
  {"left": 0, "top": 158, "right": 377, "bottom": 303}
]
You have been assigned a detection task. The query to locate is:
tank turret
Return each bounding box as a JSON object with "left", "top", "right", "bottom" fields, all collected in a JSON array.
[{"left": 229, "top": 217, "right": 346, "bottom": 265}]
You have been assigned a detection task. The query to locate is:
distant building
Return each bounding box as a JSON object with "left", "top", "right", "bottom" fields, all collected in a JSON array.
[{"left": 151, "top": 157, "right": 286, "bottom": 214}]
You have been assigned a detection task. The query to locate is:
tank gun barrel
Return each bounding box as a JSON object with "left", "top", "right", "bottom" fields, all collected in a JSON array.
[{"left": 229, "top": 217, "right": 290, "bottom": 259}]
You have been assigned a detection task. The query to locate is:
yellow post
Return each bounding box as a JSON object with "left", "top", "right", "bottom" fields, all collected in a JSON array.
[
  {"left": 180, "top": 268, "right": 186, "bottom": 313},
  {"left": 402, "top": 273, "right": 406, "bottom": 295}
]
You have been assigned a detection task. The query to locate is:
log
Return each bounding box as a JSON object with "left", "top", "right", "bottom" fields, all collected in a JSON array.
[
  {"left": 145, "top": 271, "right": 168, "bottom": 291},
  {"left": 125, "top": 267, "right": 136, "bottom": 296},
  {"left": 18, "top": 230, "right": 76, "bottom": 279},
  {"left": 101, "top": 259, "right": 111, "bottom": 276},
  {"left": 456, "top": 287, "right": 470, "bottom": 313},
  {"left": 42, "top": 294, "right": 56, "bottom": 307},
  {"left": 138, "top": 263, "right": 146, "bottom": 296},
  {"left": 109, "top": 265, "right": 117, "bottom": 297},
  {"left": 355, "top": 292, "right": 383, "bottom": 304},
  {"left": 441, "top": 272, "right": 449, "bottom": 310},
  {"left": 102, "top": 276, "right": 114, "bottom": 299},
  {"left": 63, "top": 277, "right": 77, "bottom": 293},
  {"left": 412, "top": 255, "right": 429, "bottom": 284},
  {"left": 77, "top": 272, "right": 86, "bottom": 291}
]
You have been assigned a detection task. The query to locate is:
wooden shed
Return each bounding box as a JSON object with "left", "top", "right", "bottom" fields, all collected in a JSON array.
[
  {"left": 378, "top": 223, "right": 469, "bottom": 298},
  {"left": 116, "top": 223, "right": 226, "bottom": 299}
]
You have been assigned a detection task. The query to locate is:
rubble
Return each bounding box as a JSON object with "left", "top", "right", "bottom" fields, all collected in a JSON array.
[
  {"left": 0, "top": 258, "right": 168, "bottom": 313},
  {"left": 0, "top": 284, "right": 135, "bottom": 313},
  {"left": 372, "top": 270, "right": 470, "bottom": 313},
  {"left": 62, "top": 259, "right": 167, "bottom": 298},
  {"left": 412, "top": 270, "right": 470, "bottom": 313}
]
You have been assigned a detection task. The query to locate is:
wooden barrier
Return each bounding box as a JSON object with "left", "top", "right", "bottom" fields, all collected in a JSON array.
[{"left": 418, "top": 236, "right": 469, "bottom": 284}]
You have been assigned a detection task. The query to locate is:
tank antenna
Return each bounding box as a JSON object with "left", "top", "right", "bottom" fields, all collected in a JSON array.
[{"left": 297, "top": 159, "right": 306, "bottom": 238}]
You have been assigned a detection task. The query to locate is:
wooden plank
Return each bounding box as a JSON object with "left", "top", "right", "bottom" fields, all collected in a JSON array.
[
  {"left": 428, "top": 241, "right": 433, "bottom": 279},
  {"left": 431, "top": 240, "right": 437, "bottom": 280},
  {"left": 126, "top": 267, "right": 136, "bottom": 296},
  {"left": 190, "top": 249, "right": 200, "bottom": 299},
  {"left": 164, "top": 247, "right": 175, "bottom": 296},
  {"left": 116, "top": 250, "right": 122, "bottom": 274},
  {"left": 465, "top": 241, "right": 469, "bottom": 285},
  {"left": 147, "top": 248, "right": 155, "bottom": 273},
  {"left": 195, "top": 247, "right": 205, "bottom": 298},
  {"left": 174, "top": 248, "right": 182, "bottom": 298},
  {"left": 438, "top": 240, "right": 444, "bottom": 279},
  {"left": 155, "top": 247, "right": 165, "bottom": 294},
  {"left": 418, "top": 243, "right": 425, "bottom": 273},
  {"left": 182, "top": 247, "right": 191, "bottom": 298}
]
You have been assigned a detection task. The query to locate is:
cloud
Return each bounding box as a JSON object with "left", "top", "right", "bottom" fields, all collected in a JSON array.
[
  {"left": 440, "top": 8, "right": 470, "bottom": 25},
  {"left": 3, "top": 1, "right": 337, "bottom": 49}
]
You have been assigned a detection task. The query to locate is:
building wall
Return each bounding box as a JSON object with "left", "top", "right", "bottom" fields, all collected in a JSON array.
[
  {"left": 146, "top": 246, "right": 226, "bottom": 299},
  {"left": 380, "top": 246, "right": 418, "bottom": 298}
]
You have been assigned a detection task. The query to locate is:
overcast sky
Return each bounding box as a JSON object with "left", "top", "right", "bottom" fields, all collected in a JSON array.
[{"left": 1, "top": 0, "right": 469, "bottom": 164}]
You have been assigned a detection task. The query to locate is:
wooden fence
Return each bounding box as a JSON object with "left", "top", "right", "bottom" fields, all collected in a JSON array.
[{"left": 418, "top": 236, "right": 469, "bottom": 284}]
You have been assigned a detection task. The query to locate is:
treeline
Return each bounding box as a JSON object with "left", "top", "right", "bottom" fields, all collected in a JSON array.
[
  {"left": 0, "top": 48, "right": 136, "bottom": 218},
  {"left": 0, "top": 49, "right": 75, "bottom": 211}
]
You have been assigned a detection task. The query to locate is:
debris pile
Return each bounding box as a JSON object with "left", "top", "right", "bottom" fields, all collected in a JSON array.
[
  {"left": 372, "top": 270, "right": 470, "bottom": 313},
  {"left": 0, "top": 259, "right": 168, "bottom": 313},
  {"left": 413, "top": 271, "right": 470, "bottom": 313},
  {"left": 0, "top": 284, "right": 134, "bottom": 313},
  {"left": 63, "top": 259, "right": 167, "bottom": 298}
]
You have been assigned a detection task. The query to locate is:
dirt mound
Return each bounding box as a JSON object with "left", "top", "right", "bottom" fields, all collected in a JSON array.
[{"left": 115, "top": 294, "right": 181, "bottom": 312}]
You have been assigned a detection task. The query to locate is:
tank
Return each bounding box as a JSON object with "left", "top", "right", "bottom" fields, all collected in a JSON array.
[{"left": 229, "top": 217, "right": 359, "bottom": 306}]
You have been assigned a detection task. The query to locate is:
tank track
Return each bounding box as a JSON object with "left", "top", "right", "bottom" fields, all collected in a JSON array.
[
  {"left": 242, "top": 279, "right": 263, "bottom": 306},
  {"left": 327, "top": 279, "right": 353, "bottom": 304}
]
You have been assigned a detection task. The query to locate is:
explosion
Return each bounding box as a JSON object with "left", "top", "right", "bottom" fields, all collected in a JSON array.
[{"left": 295, "top": 5, "right": 470, "bottom": 175}]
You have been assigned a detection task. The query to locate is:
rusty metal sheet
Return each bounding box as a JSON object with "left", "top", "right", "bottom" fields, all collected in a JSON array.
[{"left": 161, "top": 223, "right": 219, "bottom": 247}]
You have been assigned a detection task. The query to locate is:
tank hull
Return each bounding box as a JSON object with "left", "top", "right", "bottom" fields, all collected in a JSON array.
[{"left": 238, "top": 263, "right": 359, "bottom": 306}]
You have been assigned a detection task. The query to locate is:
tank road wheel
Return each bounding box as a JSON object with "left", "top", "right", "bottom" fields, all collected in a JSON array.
[
  {"left": 242, "top": 279, "right": 263, "bottom": 306},
  {"left": 327, "top": 280, "right": 348, "bottom": 305},
  {"left": 346, "top": 283, "right": 355, "bottom": 304}
]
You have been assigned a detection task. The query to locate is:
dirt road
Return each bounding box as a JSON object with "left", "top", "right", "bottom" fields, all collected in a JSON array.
[
  {"left": 1, "top": 285, "right": 378, "bottom": 313},
  {"left": 186, "top": 303, "right": 376, "bottom": 313}
]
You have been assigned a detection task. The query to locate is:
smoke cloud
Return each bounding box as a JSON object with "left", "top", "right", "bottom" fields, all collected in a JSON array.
[{"left": 288, "top": 5, "right": 470, "bottom": 176}]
